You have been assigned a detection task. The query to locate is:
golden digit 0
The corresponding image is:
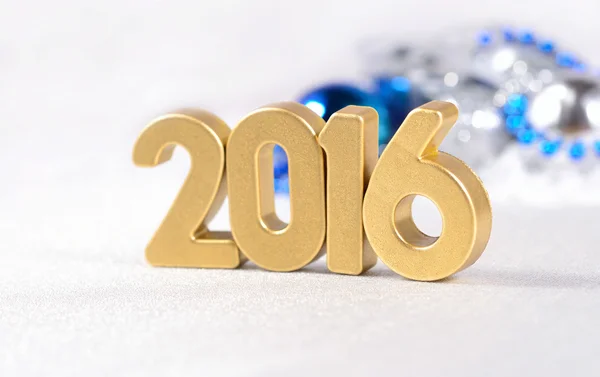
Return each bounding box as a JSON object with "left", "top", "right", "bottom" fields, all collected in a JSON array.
[
  {"left": 363, "top": 101, "right": 492, "bottom": 281},
  {"left": 227, "top": 102, "right": 326, "bottom": 272},
  {"left": 132, "top": 110, "right": 243, "bottom": 268},
  {"left": 318, "top": 106, "right": 378, "bottom": 275}
]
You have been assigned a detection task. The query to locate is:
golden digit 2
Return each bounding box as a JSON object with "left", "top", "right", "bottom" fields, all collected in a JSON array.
[
  {"left": 363, "top": 101, "right": 493, "bottom": 281},
  {"left": 133, "top": 101, "right": 492, "bottom": 281},
  {"left": 132, "top": 110, "right": 243, "bottom": 268}
]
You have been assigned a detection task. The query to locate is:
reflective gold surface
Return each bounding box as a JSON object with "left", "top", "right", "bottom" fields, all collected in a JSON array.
[
  {"left": 133, "top": 111, "right": 242, "bottom": 268},
  {"left": 227, "top": 102, "right": 326, "bottom": 272},
  {"left": 319, "top": 106, "right": 378, "bottom": 275},
  {"left": 362, "top": 101, "right": 492, "bottom": 281}
]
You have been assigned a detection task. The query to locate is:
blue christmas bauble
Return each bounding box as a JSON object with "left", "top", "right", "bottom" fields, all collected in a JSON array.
[{"left": 373, "top": 76, "right": 423, "bottom": 141}]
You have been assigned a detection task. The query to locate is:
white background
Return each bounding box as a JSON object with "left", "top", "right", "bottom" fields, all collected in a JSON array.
[
  {"left": 1, "top": 0, "right": 600, "bottom": 172},
  {"left": 2, "top": 1, "right": 600, "bottom": 376},
  {"left": 3, "top": 0, "right": 600, "bottom": 204}
]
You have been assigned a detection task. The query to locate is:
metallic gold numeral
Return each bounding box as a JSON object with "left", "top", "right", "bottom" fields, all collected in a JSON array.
[
  {"left": 133, "top": 111, "right": 242, "bottom": 268},
  {"left": 362, "top": 101, "right": 493, "bottom": 281},
  {"left": 227, "top": 102, "right": 326, "bottom": 271},
  {"left": 318, "top": 106, "right": 378, "bottom": 275}
]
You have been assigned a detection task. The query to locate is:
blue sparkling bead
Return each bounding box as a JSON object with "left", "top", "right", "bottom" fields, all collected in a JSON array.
[
  {"left": 505, "top": 115, "right": 527, "bottom": 134},
  {"left": 594, "top": 140, "right": 600, "bottom": 156},
  {"left": 537, "top": 40, "right": 555, "bottom": 54},
  {"left": 390, "top": 76, "right": 412, "bottom": 92},
  {"left": 569, "top": 141, "right": 586, "bottom": 160},
  {"left": 502, "top": 27, "right": 516, "bottom": 42},
  {"left": 540, "top": 139, "right": 562, "bottom": 157},
  {"left": 573, "top": 61, "right": 587, "bottom": 72},
  {"left": 556, "top": 52, "right": 576, "bottom": 68},
  {"left": 518, "top": 30, "right": 535, "bottom": 44},
  {"left": 299, "top": 83, "right": 391, "bottom": 144},
  {"left": 517, "top": 128, "right": 537, "bottom": 144},
  {"left": 477, "top": 30, "right": 493, "bottom": 46},
  {"left": 503, "top": 94, "right": 528, "bottom": 116}
]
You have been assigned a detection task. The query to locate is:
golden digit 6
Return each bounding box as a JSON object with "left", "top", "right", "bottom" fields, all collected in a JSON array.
[
  {"left": 132, "top": 110, "right": 243, "bottom": 268},
  {"left": 362, "top": 101, "right": 493, "bottom": 281}
]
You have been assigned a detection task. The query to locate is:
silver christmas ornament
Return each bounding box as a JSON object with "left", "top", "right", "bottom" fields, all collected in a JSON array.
[
  {"left": 360, "top": 30, "right": 515, "bottom": 169},
  {"left": 362, "top": 25, "right": 600, "bottom": 171},
  {"left": 427, "top": 78, "right": 511, "bottom": 168},
  {"left": 528, "top": 76, "right": 600, "bottom": 134},
  {"left": 514, "top": 75, "right": 600, "bottom": 170},
  {"left": 471, "top": 31, "right": 558, "bottom": 93}
]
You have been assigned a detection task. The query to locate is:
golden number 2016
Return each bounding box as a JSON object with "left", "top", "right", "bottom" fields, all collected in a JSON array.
[{"left": 133, "top": 101, "right": 492, "bottom": 281}]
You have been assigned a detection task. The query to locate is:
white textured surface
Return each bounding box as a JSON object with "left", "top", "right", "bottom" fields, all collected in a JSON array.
[
  {"left": 2, "top": 166, "right": 600, "bottom": 376},
  {"left": 3, "top": 0, "right": 600, "bottom": 375}
]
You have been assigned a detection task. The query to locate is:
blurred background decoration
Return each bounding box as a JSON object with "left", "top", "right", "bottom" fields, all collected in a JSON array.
[{"left": 273, "top": 25, "right": 600, "bottom": 193}]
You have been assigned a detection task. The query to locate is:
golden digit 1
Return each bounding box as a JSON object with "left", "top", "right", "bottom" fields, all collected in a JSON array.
[
  {"left": 227, "top": 102, "right": 326, "bottom": 272},
  {"left": 132, "top": 111, "right": 242, "bottom": 268},
  {"left": 363, "top": 101, "right": 493, "bottom": 281},
  {"left": 318, "top": 106, "right": 379, "bottom": 275}
]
